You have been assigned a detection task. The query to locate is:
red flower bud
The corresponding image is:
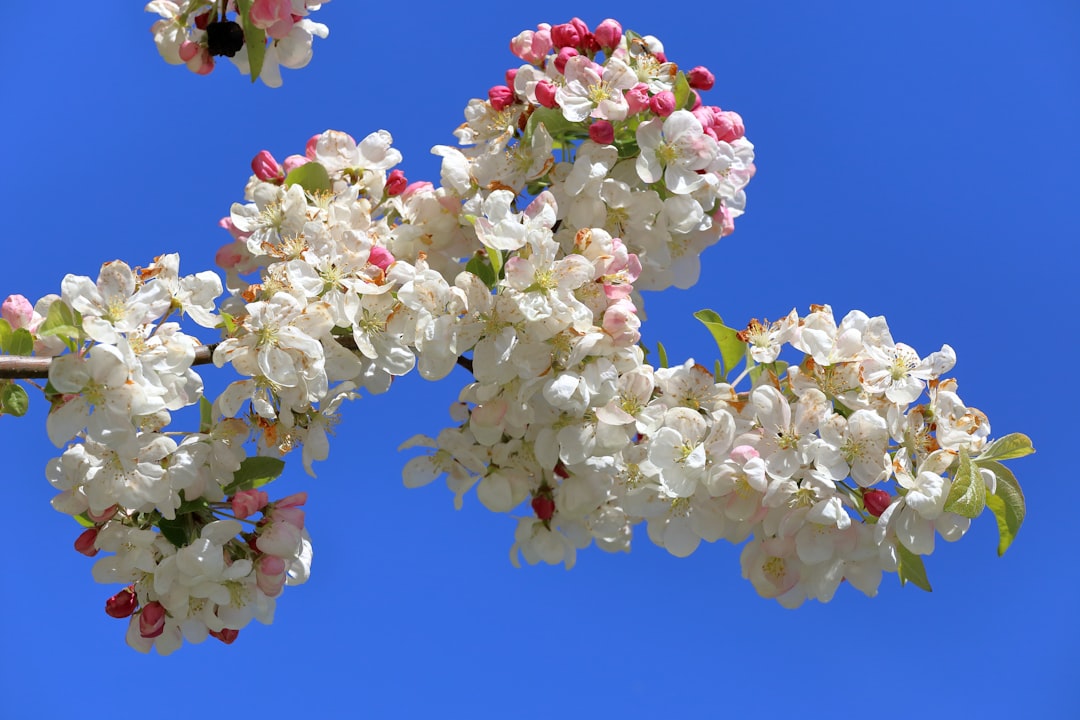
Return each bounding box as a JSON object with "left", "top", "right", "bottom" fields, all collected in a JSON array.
[
  {"left": 211, "top": 628, "right": 240, "bottom": 644},
  {"left": 488, "top": 85, "right": 515, "bottom": 112},
  {"left": 588, "top": 120, "right": 615, "bottom": 145},
  {"left": 74, "top": 528, "right": 99, "bottom": 557},
  {"left": 386, "top": 169, "right": 407, "bottom": 196},
  {"left": 863, "top": 489, "right": 892, "bottom": 518},
  {"left": 531, "top": 495, "right": 555, "bottom": 522},
  {"left": 687, "top": 66, "right": 715, "bottom": 91},
  {"left": 105, "top": 586, "right": 138, "bottom": 619}
]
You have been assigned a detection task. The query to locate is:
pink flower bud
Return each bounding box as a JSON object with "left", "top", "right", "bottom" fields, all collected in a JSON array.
[
  {"left": 649, "top": 90, "right": 677, "bottom": 117},
  {"left": 510, "top": 25, "right": 553, "bottom": 63},
  {"left": 74, "top": 528, "right": 99, "bottom": 557},
  {"left": 105, "top": 586, "right": 137, "bottom": 619},
  {"left": 256, "top": 520, "right": 302, "bottom": 557},
  {"left": 305, "top": 134, "right": 320, "bottom": 160},
  {"left": 368, "top": 245, "right": 395, "bottom": 270},
  {"left": 531, "top": 495, "right": 555, "bottom": 522},
  {"left": 687, "top": 66, "right": 715, "bottom": 91},
  {"left": 231, "top": 489, "right": 270, "bottom": 519},
  {"left": 216, "top": 242, "right": 245, "bottom": 271},
  {"left": 283, "top": 154, "right": 309, "bottom": 174},
  {"left": 551, "top": 22, "right": 581, "bottom": 49},
  {"left": 593, "top": 19, "right": 623, "bottom": 50},
  {"left": 569, "top": 17, "right": 590, "bottom": 40},
  {"left": 385, "top": 169, "right": 407, "bottom": 196},
  {"left": 625, "top": 83, "right": 650, "bottom": 115},
  {"left": 717, "top": 204, "right": 735, "bottom": 237},
  {"left": 139, "top": 601, "right": 167, "bottom": 638},
  {"left": 554, "top": 47, "right": 578, "bottom": 75},
  {"left": 588, "top": 120, "right": 615, "bottom": 145},
  {"left": 276, "top": 491, "right": 308, "bottom": 509},
  {"left": 535, "top": 80, "right": 559, "bottom": 109},
  {"left": 256, "top": 555, "right": 288, "bottom": 596},
  {"left": 863, "top": 489, "right": 892, "bottom": 518},
  {"left": 504, "top": 68, "right": 517, "bottom": 88},
  {"left": 717, "top": 110, "right": 745, "bottom": 142},
  {"left": 251, "top": 150, "right": 283, "bottom": 182},
  {"left": 1, "top": 295, "right": 34, "bottom": 330},
  {"left": 211, "top": 628, "right": 239, "bottom": 644},
  {"left": 654, "top": 51, "right": 668, "bottom": 63},
  {"left": 488, "top": 85, "right": 515, "bottom": 111},
  {"left": 185, "top": 46, "right": 214, "bottom": 76},
  {"left": 178, "top": 40, "right": 200, "bottom": 62}
]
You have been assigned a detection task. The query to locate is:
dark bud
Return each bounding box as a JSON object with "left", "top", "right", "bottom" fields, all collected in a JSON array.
[{"left": 206, "top": 21, "right": 245, "bottom": 58}]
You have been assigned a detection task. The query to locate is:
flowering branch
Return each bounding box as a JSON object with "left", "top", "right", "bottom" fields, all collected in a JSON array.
[{"left": 0, "top": 15, "right": 1032, "bottom": 655}]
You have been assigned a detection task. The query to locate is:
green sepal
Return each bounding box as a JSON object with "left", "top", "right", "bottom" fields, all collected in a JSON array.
[
  {"left": 73, "top": 513, "right": 95, "bottom": 528},
  {"left": 943, "top": 447, "right": 986, "bottom": 518},
  {"left": 694, "top": 309, "right": 744, "bottom": 381},
  {"left": 223, "top": 455, "right": 286, "bottom": 495},
  {"left": 975, "top": 433, "right": 1035, "bottom": 462},
  {"left": 979, "top": 459, "right": 1026, "bottom": 556},
  {"left": 896, "top": 543, "right": 933, "bottom": 592},
  {"left": 465, "top": 253, "right": 498, "bottom": 290},
  {"left": 0, "top": 382, "right": 29, "bottom": 416},
  {"left": 285, "top": 162, "right": 332, "bottom": 194},
  {"left": 219, "top": 311, "right": 238, "bottom": 335},
  {"left": 673, "top": 71, "right": 693, "bottom": 110},
  {"left": 199, "top": 397, "right": 213, "bottom": 434},
  {"left": 656, "top": 341, "right": 669, "bottom": 369},
  {"left": 235, "top": 0, "right": 266, "bottom": 83}
]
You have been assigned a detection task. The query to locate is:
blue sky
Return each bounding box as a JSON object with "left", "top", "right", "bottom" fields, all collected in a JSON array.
[{"left": 1, "top": 1, "right": 1077, "bottom": 718}]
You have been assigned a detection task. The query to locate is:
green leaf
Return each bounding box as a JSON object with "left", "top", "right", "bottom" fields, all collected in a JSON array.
[
  {"left": 38, "top": 300, "right": 81, "bottom": 348},
  {"left": 523, "top": 109, "right": 585, "bottom": 147},
  {"left": 219, "top": 311, "right": 238, "bottom": 335},
  {"left": 466, "top": 253, "right": 498, "bottom": 290},
  {"left": 979, "top": 459, "right": 1026, "bottom": 556},
  {"left": 199, "top": 397, "right": 213, "bottom": 434},
  {"left": 6, "top": 328, "right": 34, "bottom": 356},
  {"left": 73, "top": 513, "right": 95, "bottom": 529},
  {"left": 749, "top": 360, "right": 789, "bottom": 386},
  {"left": 673, "top": 71, "right": 693, "bottom": 110},
  {"left": 0, "top": 382, "right": 29, "bottom": 417},
  {"left": 896, "top": 543, "right": 933, "bottom": 592},
  {"left": 0, "top": 319, "right": 10, "bottom": 353},
  {"left": 157, "top": 516, "right": 191, "bottom": 549},
  {"left": 224, "top": 456, "right": 286, "bottom": 495},
  {"left": 976, "top": 433, "right": 1035, "bottom": 462},
  {"left": 285, "top": 162, "right": 332, "bottom": 194},
  {"left": 943, "top": 447, "right": 986, "bottom": 518},
  {"left": 656, "top": 341, "right": 669, "bottom": 369},
  {"left": 694, "top": 309, "right": 745, "bottom": 381},
  {"left": 236, "top": 0, "right": 266, "bottom": 83}
]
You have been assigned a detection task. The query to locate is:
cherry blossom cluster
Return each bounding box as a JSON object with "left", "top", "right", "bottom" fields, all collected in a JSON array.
[
  {"left": 147, "top": 0, "right": 330, "bottom": 86},
  {"left": 2, "top": 258, "right": 314, "bottom": 654},
  {"left": 0, "top": 17, "right": 1029, "bottom": 651},
  {"left": 405, "top": 304, "right": 1030, "bottom": 605}
]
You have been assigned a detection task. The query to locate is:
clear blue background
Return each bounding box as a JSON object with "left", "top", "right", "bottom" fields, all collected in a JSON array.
[{"left": 1, "top": 2, "right": 1076, "bottom": 718}]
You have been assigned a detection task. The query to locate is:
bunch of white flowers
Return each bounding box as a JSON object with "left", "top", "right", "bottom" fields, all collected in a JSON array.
[{"left": 0, "top": 17, "right": 1030, "bottom": 653}]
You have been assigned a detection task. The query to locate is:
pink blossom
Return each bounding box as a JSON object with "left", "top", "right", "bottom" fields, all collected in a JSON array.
[
  {"left": 86, "top": 505, "right": 117, "bottom": 523},
  {"left": 139, "top": 602, "right": 166, "bottom": 638},
  {"left": 231, "top": 488, "right": 270, "bottom": 519},
  {"left": 510, "top": 24, "right": 553, "bottom": 63},
  {"left": 649, "top": 90, "right": 676, "bottom": 117},
  {"left": 256, "top": 554, "right": 287, "bottom": 596},
  {"left": 305, "top": 134, "right": 320, "bottom": 160},
  {"left": 178, "top": 41, "right": 200, "bottom": 62},
  {"left": 251, "top": 150, "right": 284, "bottom": 182},
  {"left": 1, "top": 295, "right": 34, "bottom": 330},
  {"left": 249, "top": 0, "right": 296, "bottom": 40},
  {"left": 687, "top": 66, "right": 715, "bottom": 91},
  {"left": 594, "top": 19, "right": 623, "bottom": 51},
  {"left": 588, "top": 120, "right": 614, "bottom": 145}
]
